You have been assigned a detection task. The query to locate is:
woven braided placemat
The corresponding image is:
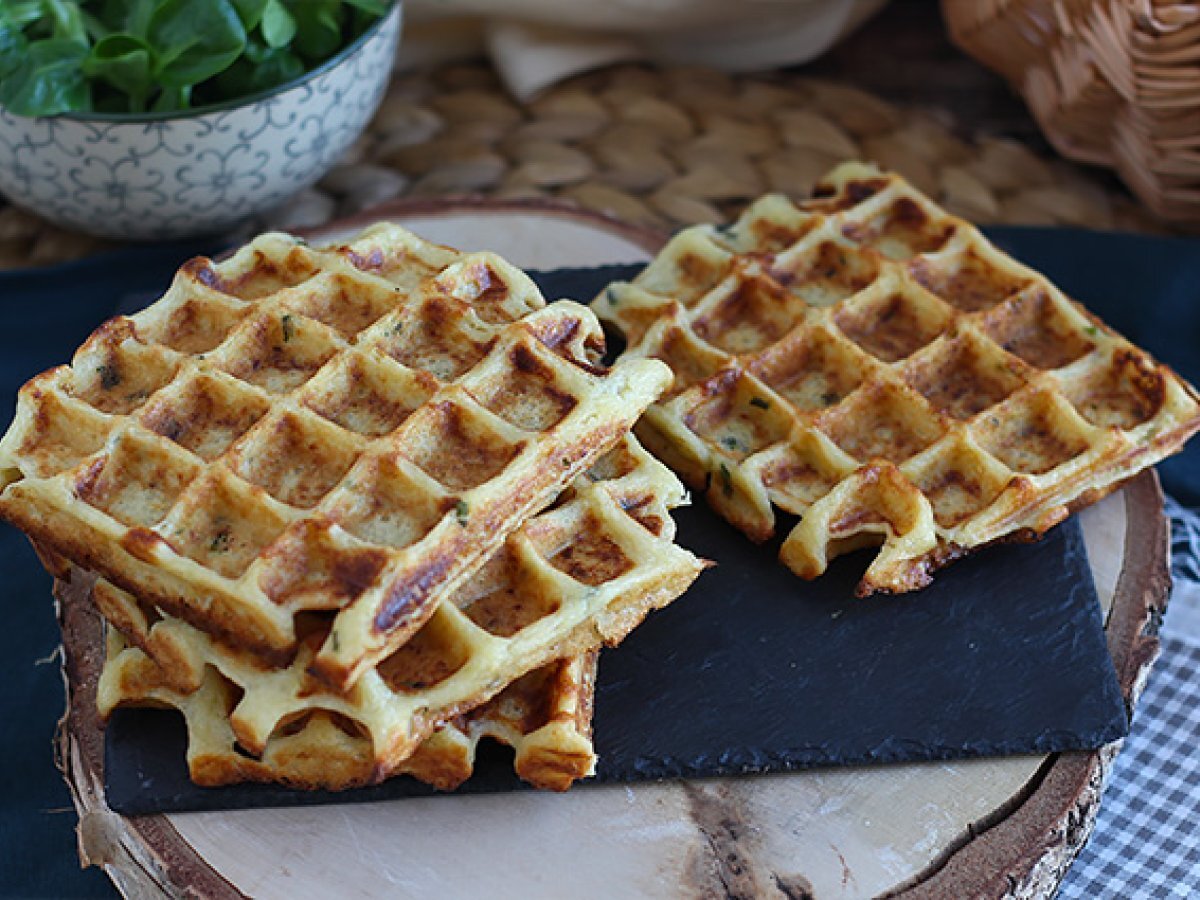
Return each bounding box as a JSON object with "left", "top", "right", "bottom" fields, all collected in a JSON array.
[{"left": 0, "top": 60, "right": 1164, "bottom": 271}]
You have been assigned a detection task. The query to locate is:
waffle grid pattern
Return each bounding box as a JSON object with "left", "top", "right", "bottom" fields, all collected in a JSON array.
[
  {"left": 0, "top": 224, "right": 674, "bottom": 688},
  {"left": 596, "top": 162, "right": 1200, "bottom": 594},
  {"left": 95, "top": 434, "right": 701, "bottom": 781},
  {"left": 100, "top": 628, "right": 599, "bottom": 793}
]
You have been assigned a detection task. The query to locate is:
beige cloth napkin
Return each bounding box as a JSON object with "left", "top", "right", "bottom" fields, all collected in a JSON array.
[{"left": 400, "top": 0, "right": 889, "bottom": 99}]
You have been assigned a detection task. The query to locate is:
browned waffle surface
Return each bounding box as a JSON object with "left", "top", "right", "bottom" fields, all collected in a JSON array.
[
  {"left": 0, "top": 224, "right": 676, "bottom": 690},
  {"left": 594, "top": 162, "right": 1200, "bottom": 595},
  {"left": 99, "top": 626, "right": 599, "bottom": 793},
  {"left": 94, "top": 433, "right": 702, "bottom": 781}
]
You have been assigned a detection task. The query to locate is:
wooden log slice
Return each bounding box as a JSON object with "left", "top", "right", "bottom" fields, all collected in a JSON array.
[{"left": 54, "top": 202, "right": 1171, "bottom": 899}]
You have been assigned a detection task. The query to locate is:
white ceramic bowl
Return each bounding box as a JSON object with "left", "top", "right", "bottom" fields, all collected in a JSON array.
[{"left": 0, "top": 2, "right": 401, "bottom": 240}]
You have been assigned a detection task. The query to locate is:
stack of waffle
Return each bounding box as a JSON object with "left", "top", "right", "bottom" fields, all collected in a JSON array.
[
  {"left": 4, "top": 161, "right": 1197, "bottom": 799},
  {"left": 595, "top": 161, "right": 1200, "bottom": 596},
  {"left": 0, "top": 225, "right": 704, "bottom": 791}
]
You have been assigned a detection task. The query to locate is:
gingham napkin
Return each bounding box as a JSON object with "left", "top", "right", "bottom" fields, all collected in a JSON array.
[{"left": 1060, "top": 498, "right": 1200, "bottom": 898}]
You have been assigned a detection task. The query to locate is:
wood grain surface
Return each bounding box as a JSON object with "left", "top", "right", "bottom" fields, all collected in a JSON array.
[{"left": 50, "top": 204, "right": 1172, "bottom": 900}]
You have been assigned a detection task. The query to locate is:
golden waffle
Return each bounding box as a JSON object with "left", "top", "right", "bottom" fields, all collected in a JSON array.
[
  {"left": 99, "top": 629, "right": 598, "bottom": 792},
  {"left": 595, "top": 162, "right": 1200, "bottom": 595},
  {"left": 95, "top": 435, "right": 702, "bottom": 777},
  {"left": 406, "top": 650, "right": 598, "bottom": 792},
  {"left": 0, "top": 224, "right": 672, "bottom": 689}
]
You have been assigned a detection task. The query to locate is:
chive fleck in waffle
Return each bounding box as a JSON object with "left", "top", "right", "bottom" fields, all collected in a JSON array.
[
  {"left": 594, "top": 162, "right": 1200, "bottom": 595},
  {"left": 94, "top": 434, "right": 701, "bottom": 785},
  {"left": 0, "top": 224, "right": 674, "bottom": 690}
]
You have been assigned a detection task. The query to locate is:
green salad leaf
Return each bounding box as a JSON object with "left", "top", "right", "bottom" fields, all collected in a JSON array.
[
  {"left": 0, "top": 38, "right": 90, "bottom": 115},
  {"left": 214, "top": 39, "right": 302, "bottom": 97},
  {"left": 83, "top": 33, "right": 152, "bottom": 109},
  {"left": 48, "top": 0, "right": 90, "bottom": 43},
  {"left": 147, "top": 0, "right": 247, "bottom": 88},
  {"left": 2, "top": 3, "right": 45, "bottom": 30},
  {"left": 0, "top": 29, "right": 28, "bottom": 81},
  {"left": 290, "top": 0, "right": 343, "bottom": 60},
  {"left": 0, "top": 0, "right": 387, "bottom": 117},
  {"left": 260, "top": 0, "right": 296, "bottom": 49},
  {"left": 231, "top": 0, "right": 269, "bottom": 30}
]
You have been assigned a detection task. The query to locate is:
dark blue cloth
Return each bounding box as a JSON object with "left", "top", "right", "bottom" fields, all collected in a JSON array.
[
  {"left": 986, "top": 227, "right": 1200, "bottom": 507},
  {"left": 1, "top": 241, "right": 215, "bottom": 899},
  {"left": 0, "top": 228, "right": 1197, "bottom": 897}
]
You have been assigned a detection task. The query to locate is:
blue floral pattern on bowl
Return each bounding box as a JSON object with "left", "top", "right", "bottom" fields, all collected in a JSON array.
[{"left": 0, "top": 3, "right": 401, "bottom": 240}]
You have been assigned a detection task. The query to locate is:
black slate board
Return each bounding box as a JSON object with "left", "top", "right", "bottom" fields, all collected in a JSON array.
[
  {"left": 106, "top": 502, "right": 1127, "bottom": 815},
  {"left": 103, "top": 263, "right": 1129, "bottom": 815}
]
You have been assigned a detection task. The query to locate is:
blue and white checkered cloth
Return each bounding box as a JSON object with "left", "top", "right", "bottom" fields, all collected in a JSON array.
[{"left": 1059, "top": 499, "right": 1200, "bottom": 899}]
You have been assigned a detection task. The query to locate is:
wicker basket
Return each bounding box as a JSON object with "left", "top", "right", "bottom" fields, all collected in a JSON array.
[{"left": 943, "top": 0, "right": 1200, "bottom": 224}]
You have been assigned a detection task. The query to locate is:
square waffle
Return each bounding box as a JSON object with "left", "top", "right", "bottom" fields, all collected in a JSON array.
[
  {"left": 0, "top": 224, "right": 674, "bottom": 689},
  {"left": 94, "top": 435, "right": 703, "bottom": 780},
  {"left": 595, "top": 162, "right": 1200, "bottom": 595},
  {"left": 99, "top": 629, "right": 598, "bottom": 793}
]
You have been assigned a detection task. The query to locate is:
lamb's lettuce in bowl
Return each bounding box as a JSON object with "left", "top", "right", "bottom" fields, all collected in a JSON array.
[
  {"left": 0, "top": 0, "right": 390, "bottom": 117},
  {"left": 0, "top": 0, "right": 401, "bottom": 239}
]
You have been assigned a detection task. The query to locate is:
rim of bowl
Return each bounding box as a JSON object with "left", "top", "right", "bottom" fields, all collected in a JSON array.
[{"left": 22, "top": 0, "right": 400, "bottom": 125}]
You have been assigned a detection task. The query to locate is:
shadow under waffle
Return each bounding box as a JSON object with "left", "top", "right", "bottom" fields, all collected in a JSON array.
[{"left": 106, "top": 502, "right": 1126, "bottom": 815}]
